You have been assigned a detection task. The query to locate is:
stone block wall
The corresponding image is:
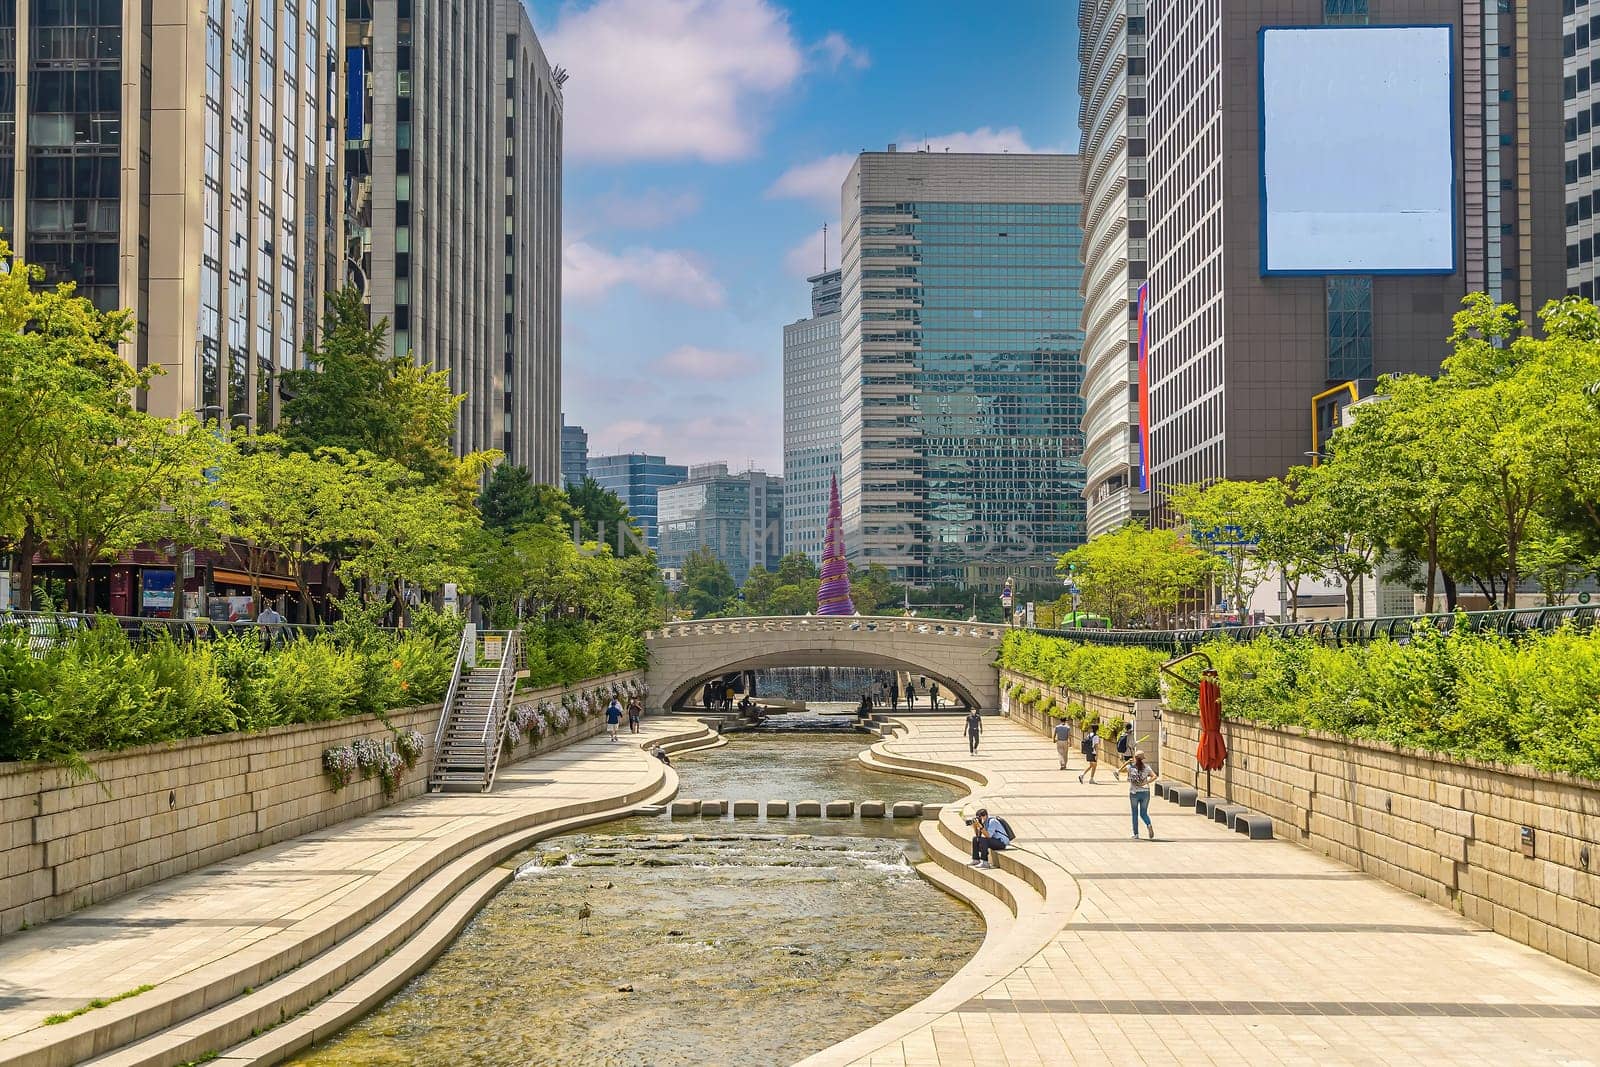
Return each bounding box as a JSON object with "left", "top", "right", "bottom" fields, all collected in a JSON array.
[
  {"left": 0, "top": 669, "right": 641, "bottom": 934},
  {"left": 997, "top": 669, "right": 1160, "bottom": 763},
  {"left": 1160, "top": 709, "right": 1600, "bottom": 978}
]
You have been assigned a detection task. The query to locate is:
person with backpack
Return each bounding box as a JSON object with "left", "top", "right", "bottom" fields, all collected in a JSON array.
[
  {"left": 1053, "top": 718, "right": 1073, "bottom": 770},
  {"left": 968, "top": 808, "right": 1014, "bottom": 869},
  {"left": 1078, "top": 723, "right": 1102, "bottom": 784},
  {"left": 1121, "top": 750, "right": 1159, "bottom": 839},
  {"left": 964, "top": 708, "right": 984, "bottom": 754},
  {"left": 1112, "top": 722, "right": 1134, "bottom": 780}
]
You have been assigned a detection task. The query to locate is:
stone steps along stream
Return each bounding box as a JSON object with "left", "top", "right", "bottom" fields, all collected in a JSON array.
[{"left": 661, "top": 798, "right": 944, "bottom": 819}]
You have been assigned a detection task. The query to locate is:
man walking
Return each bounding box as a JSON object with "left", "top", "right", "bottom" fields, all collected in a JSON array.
[
  {"left": 1053, "top": 718, "right": 1073, "bottom": 771},
  {"left": 605, "top": 697, "right": 623, "bottom": 742},
  {"left": 964, "top": 708, "right": 983, "bottom": 754},
  {"left": 1079, "top": 723, "right": 1102, "bottom": 784},
  {"left": 890, "top": 678, "right": 900, "bottom": 710},
  {"left": 930, "top": 681, "right": 940, "bottom": 710}
]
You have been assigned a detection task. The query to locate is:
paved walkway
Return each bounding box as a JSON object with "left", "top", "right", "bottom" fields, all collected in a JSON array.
[
  {"left": 832, "top": 716, "right": 1600, "bottom": 1066},
  {"left": 0, "top": 720, "right": 684, "bottom": 1062}
]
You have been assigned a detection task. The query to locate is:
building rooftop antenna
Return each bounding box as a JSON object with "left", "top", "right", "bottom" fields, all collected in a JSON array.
[{"left": 822, "top": 222, "right": 828, "bottom": 272}]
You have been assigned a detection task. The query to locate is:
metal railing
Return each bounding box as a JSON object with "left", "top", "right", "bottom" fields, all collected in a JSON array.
[
  {"left": 1035, "top": 605, "right": 1600, "bottom": 650},
  {"left": 646, "top": 615, "right": 1006, "bottom": 642},
  {"left": 479, "top": 629, "right": 520, "bottom": 792},
  {"left": 0, "top": 609, "right": 346, "bottom": 657},
  {"left": 432, "top": 629, "right": 473, "bottom": 759}
]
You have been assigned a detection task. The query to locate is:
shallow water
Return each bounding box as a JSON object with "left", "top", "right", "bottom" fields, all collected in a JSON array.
[{"left": 288, "top": 731, "right": 981, "bottom": 1067}]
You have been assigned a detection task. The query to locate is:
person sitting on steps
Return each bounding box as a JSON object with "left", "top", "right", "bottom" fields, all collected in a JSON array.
[{"left": 968, "top": 807, "right": 1012, "bottom": 869}]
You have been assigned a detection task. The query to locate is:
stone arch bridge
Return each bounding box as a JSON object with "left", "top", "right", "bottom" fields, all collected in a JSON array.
[{"left": 644, "top": 616, "right": 1005, "bottom": 712}]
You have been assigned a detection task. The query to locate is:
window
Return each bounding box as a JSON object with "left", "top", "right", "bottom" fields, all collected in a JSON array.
[{"left": 1326, "top": 276, "right": 1372, "bottom": 381}]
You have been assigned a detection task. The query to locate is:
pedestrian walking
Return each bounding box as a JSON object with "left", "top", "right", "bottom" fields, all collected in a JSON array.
[
  {"left": 1112, "top": 722, "right": 1134, "bottom": 780},
  {"left": 1078, "top": 724, "right": 1102, "bottom": 784},
  {"left": 1053, "top": 718, "right": 1073, "bottom": 770},
  {"left": 890, "top": 679, "right": 900, "bottom": 710},
  {"left": 605, "top": 698, "right": 623, "bottom": 741},
  {"left": 964, "top": 708, "right": 983, "bottom": 754},
  {"left": 1122, "top": 750, "right": 1159, "bottom": 839},
  {"left": 968, "top": 807, "right": 1013, "bottom": 869},
  {"left": 627, "top": 698, "right": 642, "bottom": 734},
  {"left": 930, "top": 681, "right": 940, "bottom": 710}
]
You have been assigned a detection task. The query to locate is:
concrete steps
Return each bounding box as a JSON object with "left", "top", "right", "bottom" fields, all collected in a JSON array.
[{"left": 4, "top": 728, "right": 712, "bottom": 1067}]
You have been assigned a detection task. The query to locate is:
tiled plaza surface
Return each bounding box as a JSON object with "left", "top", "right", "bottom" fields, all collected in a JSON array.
[
  {"left": 0, "top": 720, "right": 681, "bottom": 1057},
  {"left": 827, "top": 716, "right": 1600, "bottom": 1066}
]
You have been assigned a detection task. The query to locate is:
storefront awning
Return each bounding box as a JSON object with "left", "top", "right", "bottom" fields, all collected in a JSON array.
[{"left": 211, "top": 569, "right": 300, "bottom": 592}]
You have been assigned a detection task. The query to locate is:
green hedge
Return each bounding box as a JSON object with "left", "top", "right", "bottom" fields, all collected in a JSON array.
[
  {"left": 998, "top": 630, "right": 1163, "bottom": 700},
  {"left": 0, "top": 617, "right": 458, "bottom": 765},
  {"left": 518, "top": 620, "right": 645, "bottom": 690},
  {"left": 1162, "top": 623, "right": 1600, "bottom": 780}
]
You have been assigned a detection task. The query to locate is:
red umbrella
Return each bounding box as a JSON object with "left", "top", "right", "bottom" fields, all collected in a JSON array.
[{"left": 1196, "top": 669, "right": 1228, "bottom": 776}]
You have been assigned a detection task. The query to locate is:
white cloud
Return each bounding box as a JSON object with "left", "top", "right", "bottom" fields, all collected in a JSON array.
[
  {"left": 650, "top": 345, "right": 758, "bottom": 380},
  {"left": 897, "top": 126, "right": 1059, "bottom": 154},
  {"left": 545, "top": 0, "right": 804, "bottom": 163},
  {"left": 812, "top": 31, "right": 869, "bottom": 72},
  {"left": 590, "top": 411, "right": 780, "bottom": 472},
  {"left": 765, "top": 151, "right": 855, "bottom": 210},
  {"left": 563, "top": 241, "right": 726, "bottom": 307},
  {"left": 783, "top": 226, "right": 841, "bottom": 280},
  {"left": 589, "top": 187, "right": 702, "bottom": 231}
]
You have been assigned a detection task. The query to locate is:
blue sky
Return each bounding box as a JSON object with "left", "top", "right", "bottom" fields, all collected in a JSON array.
[{"left": 525, "top": 0, "right": 1079, "bottom": 472}]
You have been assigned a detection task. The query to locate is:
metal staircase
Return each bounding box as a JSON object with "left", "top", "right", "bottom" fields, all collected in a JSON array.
[{"left": 429, "top": 627, "right": 522, "bottom": 793}]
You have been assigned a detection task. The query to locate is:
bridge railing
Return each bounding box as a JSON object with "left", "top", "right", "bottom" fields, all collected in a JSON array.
[
  {"left": 644, "top": 615, "right": 1006, "bottom": 642},
  {"left": 1034, "top": 604, "right": 1600, "bottom": 650}
]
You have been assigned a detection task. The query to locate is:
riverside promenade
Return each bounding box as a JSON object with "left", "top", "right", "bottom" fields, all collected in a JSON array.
[
  {"left": 0, "top": 719, "right": 699, "bottom": 1067},
  {"left": 812, "top": 716, "right": 1600, "bottom": 1066}
]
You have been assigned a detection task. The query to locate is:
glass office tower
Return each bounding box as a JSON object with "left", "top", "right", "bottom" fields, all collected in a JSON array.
[{"left": 839, "top": 151, "right": 1086, "bottom": 591}]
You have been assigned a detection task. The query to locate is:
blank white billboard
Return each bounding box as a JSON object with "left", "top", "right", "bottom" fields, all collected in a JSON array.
[{"left": 1260, "top": 25, "right": 1455, "bottom": 275}]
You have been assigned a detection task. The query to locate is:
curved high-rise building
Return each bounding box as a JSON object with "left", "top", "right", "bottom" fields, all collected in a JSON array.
[{"left": 1077, "top": 0, "right": 1150, "bottom": 539}]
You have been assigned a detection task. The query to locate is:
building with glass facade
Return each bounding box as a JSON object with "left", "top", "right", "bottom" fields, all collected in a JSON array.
[
  {"left": 344, "top": 0, "right": 563, "bottom": 482},
  {"left": 1566, "top": 0, "right": 1600, "bottom": 298},
  {"left": 838, "top": 151, "right": 1086, "bottom": 591},
  {"left": 782, "top": 269, "right": 842, "bottom": 564},
  {"left": 560, "top": 418, "right": 588, "bottom": 489},
  {"left": 0, "top": 0, "right": 344, "bottom": 426},
  {"left": 1144, "top": 0, "right": 1565, "bottom": 515},
  {"left": 1078, "top": 0, "right": 1151, "bottom": 539},
  {"left": 656, "top": 463, "right": 783, "bottom": 587},
  {"left": 586, "top": 452, "right": 688, "bottom": 551}
]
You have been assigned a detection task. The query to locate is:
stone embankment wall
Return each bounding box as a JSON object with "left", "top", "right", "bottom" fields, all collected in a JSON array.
[
  {"left": 0, "top": 670, "right": 640, "bottom": 934},
  {"left": 997, "top": 669, "right": 1161, "bottom": 762},
  {"left": 1161, "top": 708, "right": 1600, "bottom": 979}
]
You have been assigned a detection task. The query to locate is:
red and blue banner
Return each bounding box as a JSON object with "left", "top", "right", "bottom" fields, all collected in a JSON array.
[{"left": 1136, "top": 282, "right": 1151, "bottom": 494}]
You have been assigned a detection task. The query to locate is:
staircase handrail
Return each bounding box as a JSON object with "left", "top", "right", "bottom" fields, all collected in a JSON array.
[
  {"left": 433, "top": 630, "right": 471, "bottom": 759},
  {"left": 478, "top": 629, "right": 519, "bottom": 791}
]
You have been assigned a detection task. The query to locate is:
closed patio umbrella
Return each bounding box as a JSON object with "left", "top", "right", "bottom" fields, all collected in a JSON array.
[{"left": 1196, "top": 668, "right": 1227, "bottom": 795}]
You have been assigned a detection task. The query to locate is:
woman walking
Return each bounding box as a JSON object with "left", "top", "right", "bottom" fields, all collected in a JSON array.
[
  {"left": 627, "top": 697, "right": 643, "bottom": 735},
  {"left": 1122, "top": 750, "right": 1159, "bottom": 840}
]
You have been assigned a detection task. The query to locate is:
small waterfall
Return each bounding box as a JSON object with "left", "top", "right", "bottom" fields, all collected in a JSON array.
[{"left": 754, "top": 667, "right": 894, "bottom": 703}]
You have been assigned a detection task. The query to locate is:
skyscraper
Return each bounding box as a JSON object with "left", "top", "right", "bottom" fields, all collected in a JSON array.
[
  {"left": 0, "top": 1, "right": 345, "bottom": 426},
  {"left": 1565, "top": 2, "right": 1600, "bottom": 299},
  {"left": 656, "top": 463, "right": 784, "bottom": 587},
  {"left": 838, "top": 150, "right": 1086, "bottom": 590},
  {"left": 1078, "top": 0, "right": 1151, "bottom": 539},
  {"left": 586, "top": 452, "right": 688, "bottom": 550},
  {"left": 782, "top": 268, "right": 842, "bottom": 564},
  {"left": 344, "top": 0, "right": 563, "bottom": 481},
  {"left": 560, "top": 418, "right": 588, "bottom": 489},
  {"left": 1143, "top": 2, "right": 1565, "bottom": 513}
]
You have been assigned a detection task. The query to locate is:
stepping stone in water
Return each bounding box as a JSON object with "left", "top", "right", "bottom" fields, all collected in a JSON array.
[
  {"left": 858, "top": 800, "right": 886, "bottom": 818},
  {"left": 824, "top": 800, "right": 854, "bottom": 817},
  {"left": 669, "top": 800, "right": 700, "bottom": 817},
  {"left": 766, "top": 800, "right": 790, "bottom": 817},
  {"left": 732, "top": 800, "right": 760, "bottom": 817},
  {"left": 795, "top": 800, "right": 823, "bottom": 817},
  {"left": 891, "top": 801, "right": 922, "bottom": 819},
  {"left": 699, "top": 800, "right": 727, "bottom": 816}
]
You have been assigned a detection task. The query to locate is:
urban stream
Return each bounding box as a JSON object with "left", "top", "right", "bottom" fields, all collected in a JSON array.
[{"left": 289, "top": 713, "right": 981, "bottom": 1066}]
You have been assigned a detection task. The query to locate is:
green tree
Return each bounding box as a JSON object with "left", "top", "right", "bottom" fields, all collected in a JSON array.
[
  {"left": 1057, "top": 522, "right": 1213, "bottom": 627},
  {"left": 479, "top": 463, "right": 578, "bottom": 534},
  {"left": 849, "top": 563, "right": 897, "bottom": 616},
  {"left": 1170, "top": 479, "right": 1278, "bottom": 620},
  {"left": 337, "top": 455, "right": 477, "bottom": 619},
  {"left": 681, "top": 546, "right": 736, "bottom": 618},
  {"left": 213, "top": 439, "right": 362, "bottom": 621},
  {"left": 568, "top": 477, "right": 645, "bottom": 555},
  {"left": 31, "top": 411, "right": 220, "bottom": 610}
]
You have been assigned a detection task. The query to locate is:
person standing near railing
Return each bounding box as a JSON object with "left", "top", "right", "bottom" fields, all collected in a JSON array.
[{"left": 256, "top": 601, "right": 286, "bottom": 648}]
